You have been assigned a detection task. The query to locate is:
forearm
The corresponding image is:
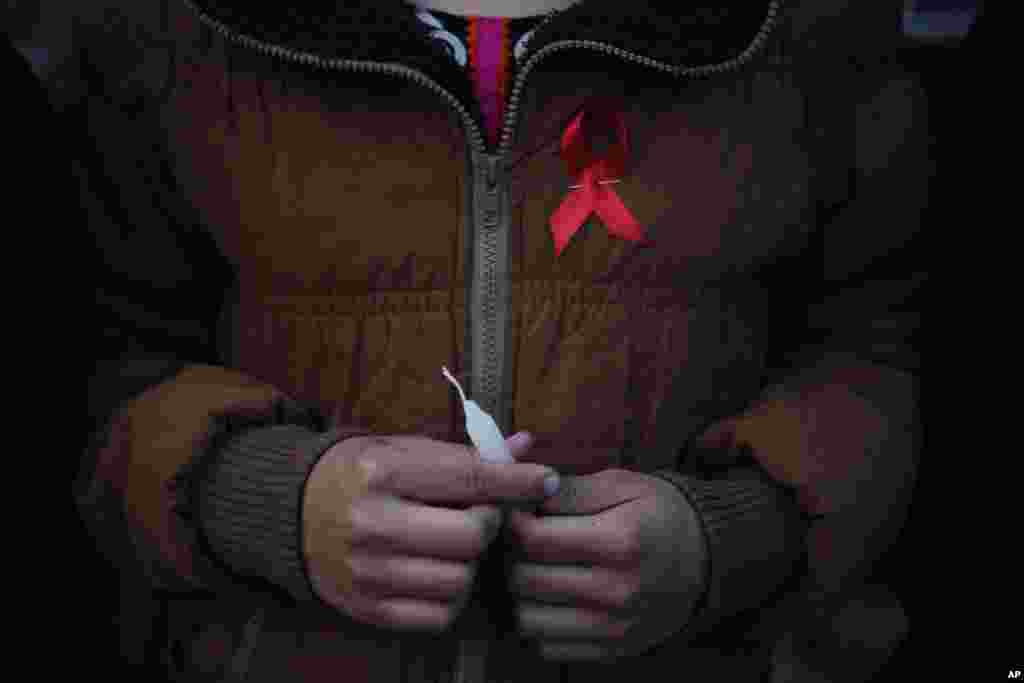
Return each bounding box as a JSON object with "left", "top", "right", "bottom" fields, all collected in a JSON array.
[
  {"left": 695, "top": 353, "right": 919, "bottom": 594},
  {"left": 76, "top": 364, "right": 326, "bottom": 593}
]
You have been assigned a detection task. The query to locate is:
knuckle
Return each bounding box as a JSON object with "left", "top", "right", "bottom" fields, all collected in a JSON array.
[
  {"left": 471, "top": 528, "right": 489, "bottom": 557},
  {"left": 345, "top": 554, "right": 370, "bottom": 582},
  {"left": 450, "top": 589, "right": 471, "bottom": 618},
  {"left": 508, "top": 512, "right": 532, "bottom": 544},
  {"left": 375, "top": 470, "right": 401, "bottom": 494},
  {"left": 612, "top": 579, "right": 638, "bottom": 611},
  {"left": 364, "top": 459, "right": 400, "bottom": 493},
  {"left": 348, "top": 555, "right": 397, "bottom": 589},
  {"left": 350, "top": 439, "right": 384, "bottom": 467},
  {"left": 612, "top": 619, "right": 632, "bottom": 639},
  {"left": 592, "top": 468, "right": 625, "bottom": 490},
  {"left": 599, "top": 469, "right": 633, "bottom": 497},
  {"left": 512, "top": 525, "right": 534, "bottom": 553},
  {"left": 343, "top": 597, "right": 385, "bottom": 628},
  {"left": 352, "top": 452, "right": 377, "bottom": 473},
  {"left": 428, "top": 618, "right": 453, "bottom": 634},
  {"left": 595, "top": 468, "right": 622, "bottom": 483},
  {"left": 474, "top": 514, "right": 501, "bottom": 553},
  {"left": 516, "top": 604, "right": 536, "bottom": 636},
  {"left": 614, "top": 532, "right": 643, "bottom": 565},
  {"left": 375, "top": 601, "right": 405, "bottom": 627},
  {"left": 446, "top": 564, "right": 472, "bottom": 600},
  {"left": 363, "top": 608, "right": 392, "bottom": 630},
  {"left": 608, "top": 468, "right": 633, "bottom": 483},
  {"left": 346, "top": 507, "right": 377, "bottom": 546},
  {"left": 456, "top": 564, "right": 475, "bottom": 593},
  {"left": 459, "top": 461, "right": 490, "bottom": 496},
  {"left": 440, "top": 606, "right": 458, "bottom": 631}
]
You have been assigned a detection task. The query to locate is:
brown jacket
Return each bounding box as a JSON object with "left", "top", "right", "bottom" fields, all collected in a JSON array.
[{"left": 61, "top": 0, "right": 926, "bottom": 681}]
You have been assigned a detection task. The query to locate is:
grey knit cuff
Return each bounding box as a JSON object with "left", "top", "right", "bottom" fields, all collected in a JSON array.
[
  {"left": 196, "top": 425, "right": 372, "bottom": 603},
  {"left": 653, "top": 468, "right": 809, "bottom": 636}
]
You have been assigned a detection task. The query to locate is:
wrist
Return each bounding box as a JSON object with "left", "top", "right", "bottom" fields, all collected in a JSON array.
[
  {"left": 195, "top": 425, "right": 372, "bottom": 602},
  {"left": 652, "top": 468, "right": 809, "bottom": 634}
]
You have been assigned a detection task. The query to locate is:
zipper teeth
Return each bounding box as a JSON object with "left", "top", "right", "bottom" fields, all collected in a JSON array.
[
  {"left": 184, "top": 0, "right": 782, "bottom": 160},
  {"left": 473, "top": 155, "right": 501, "bottom": 409},
  {"left": 500, "top": 0, "right": 783, "bottom": 154},
  {"left": 180, "top": 0, "right": 489, "bottom": 154}
]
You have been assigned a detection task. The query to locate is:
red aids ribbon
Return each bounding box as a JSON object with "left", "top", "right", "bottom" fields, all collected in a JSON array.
[{"left": 549, "top": 98, "right": 643, "bottom": 256}]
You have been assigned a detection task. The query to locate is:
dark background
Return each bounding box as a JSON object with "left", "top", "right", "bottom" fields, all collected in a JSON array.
[{"left": 4, "top": 2, "right": 987, "bottom": 680}]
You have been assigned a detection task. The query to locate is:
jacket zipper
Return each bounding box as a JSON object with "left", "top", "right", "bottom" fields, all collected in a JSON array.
[
  {"left": 178, "top": 3, "right": 781, "bottom": 683},
  {"left": 467, "top": 152, "right": 509, "bottom": 421},
  {"left": 177, "top": 0, "right": 780, "bottom": 433}
]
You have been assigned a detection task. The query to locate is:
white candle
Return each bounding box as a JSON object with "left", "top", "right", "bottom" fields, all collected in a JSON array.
[{"left": 442, "top": 366, "right": 514, "bottom": 464}]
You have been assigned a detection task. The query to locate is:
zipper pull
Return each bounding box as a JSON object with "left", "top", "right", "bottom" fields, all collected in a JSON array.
[
  {"left": 479, "top": 155, "right": 502, "bottom": 231},
  {"left": 483, "top": 155, "right": 500, "bottom": 190}
]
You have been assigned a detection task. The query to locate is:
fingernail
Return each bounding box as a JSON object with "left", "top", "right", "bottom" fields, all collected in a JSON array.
[
  {"left": 543, "top": 472, "right": 560, "bottom": 497},
  {"left": 507, "top": 431, "right": 532, "bottom": 450}
]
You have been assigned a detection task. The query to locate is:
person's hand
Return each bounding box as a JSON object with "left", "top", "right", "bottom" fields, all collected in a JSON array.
[
  {"left": 506, "top": 468, "right": 706, "bottom": 661},
  {"left": 303, "top": 433, "right": 557, "bottom": 632}
]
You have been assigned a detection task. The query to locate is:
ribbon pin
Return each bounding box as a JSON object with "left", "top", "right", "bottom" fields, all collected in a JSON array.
[{"left": 548, "top": 98, "right": 644, "bottom": 256}]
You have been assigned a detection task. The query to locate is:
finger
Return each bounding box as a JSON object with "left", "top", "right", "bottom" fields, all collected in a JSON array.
[
  {"left": 505, "top": 431, "right": 534, "bottom": 461},
  {"left": 539, "top": 470, "right": 647, "bottom": 516},
  {"left": 349, "top": 497, "right": 502, "bottom": 560},
  {"left": 363, "top": 438, "right": 559, "bottom": 505},
  {"left": 450, "top": 560, "right": 480, "bottom": 615},
  {"left": 510, "top": 563, "right": 635, "bottom": 612},
  {"left": 539, "top": 642, "right": 612, "bottom": 662},
  {"left": 343, "top": 593, "right": 455, "bottom": 633},
  {"left": 508, "top": 508, "right": 639, "bottom": 566},
  {"left": 472, "top": 432, "right": 531, "bottom": 465},
  {"left": 517, "top": 602, "right": 630, "bottom": 641},
  {"left": 347, "top": 553, "right": 473, "bottom": 603}
]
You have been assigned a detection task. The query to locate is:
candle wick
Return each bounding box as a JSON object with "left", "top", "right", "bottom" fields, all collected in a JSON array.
[{"left": 441, "top": 366, "right": 468, "bottom": 404}]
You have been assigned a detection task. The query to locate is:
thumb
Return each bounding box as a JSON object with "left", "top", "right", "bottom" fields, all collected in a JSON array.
[{"left": 505, "top": 431, "right": 534, "bottom": 461}]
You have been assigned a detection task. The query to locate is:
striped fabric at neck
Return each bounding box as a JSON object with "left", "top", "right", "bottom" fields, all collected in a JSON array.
[{"left": 468, "top": 16, "right": 512, "bottom": 148}]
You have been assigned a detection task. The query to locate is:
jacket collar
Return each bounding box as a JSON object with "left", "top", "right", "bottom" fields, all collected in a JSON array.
[
  {"left": 522, "top": 1, "right": 778, "bottom": 69},
  {"left": 185, "top": 0, "right": 778, "bottom": 74}
]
